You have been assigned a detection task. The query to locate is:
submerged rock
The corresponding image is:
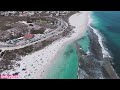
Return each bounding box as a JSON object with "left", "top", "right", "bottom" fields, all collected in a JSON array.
[{"left": 76, "top": 26, "right": 119, "bottom": 79}]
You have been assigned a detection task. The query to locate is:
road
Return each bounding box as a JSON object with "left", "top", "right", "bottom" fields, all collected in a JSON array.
[{"left": 0, "top": 17, "right": 68, "bottom": 51}]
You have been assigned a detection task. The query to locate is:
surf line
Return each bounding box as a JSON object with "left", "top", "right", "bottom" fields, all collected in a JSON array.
[{"left": 87, "top": 14, "right": 111, "bottom": 58}]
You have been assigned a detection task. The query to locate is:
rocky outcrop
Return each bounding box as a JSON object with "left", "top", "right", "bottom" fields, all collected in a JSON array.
[
  {"left": 87, "top": 26, "right": 103, "bottom": 60},
  {"left": 76, "top": 26, "right": 119, "bottom": 79}
]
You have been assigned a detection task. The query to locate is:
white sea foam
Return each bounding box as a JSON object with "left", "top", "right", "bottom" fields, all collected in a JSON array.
[
  {"left": 78, "top": 69, "right": 89, "bottom": 79},
  {"left": 88, "top": 14, "right": 111, "bottom": 58}
]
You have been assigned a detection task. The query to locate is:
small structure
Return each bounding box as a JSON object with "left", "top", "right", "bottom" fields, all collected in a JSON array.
[{"left": 23, "top": 34, "right": 34, "bottom": 39}]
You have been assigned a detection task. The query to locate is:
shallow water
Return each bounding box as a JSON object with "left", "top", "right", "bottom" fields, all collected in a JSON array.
[
  {"left": 76, "top": 32, "right": 90, "bottom": 52},
  {"left": 45, "top": 31, "right": 91, "bottom": 79},
  {"left": 45, "top": 11, "right": 120, "bottom": 79},
  {"left": 45, "top": 42, "right": 79, "bottom": 79}
]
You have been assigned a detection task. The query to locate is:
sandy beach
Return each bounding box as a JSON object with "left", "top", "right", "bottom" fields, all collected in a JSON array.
[{"left": 1, "top": 11, "right": 90, "bottom": 79}]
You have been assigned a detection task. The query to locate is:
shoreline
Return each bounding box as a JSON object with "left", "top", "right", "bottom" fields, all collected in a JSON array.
[
  {"left": 0, "top": 11, "right": 90, "bottom": 79},
  {"left": 42, "top": 11, "right": 90, "bottom": 79},
  {"left": 88, "top": 13, "right": 111, "bottom": 58},
  {"left": 87, "top": 13, "right": 119, "bottom": 78}
]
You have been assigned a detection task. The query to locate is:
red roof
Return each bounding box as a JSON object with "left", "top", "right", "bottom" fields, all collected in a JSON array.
[{"left": 23, "top": 34, "right": 34, "bottom": 39}]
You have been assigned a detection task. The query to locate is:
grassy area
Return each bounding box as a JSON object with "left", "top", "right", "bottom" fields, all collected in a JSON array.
[
  {"left": 41, "top": 40, "right": 51, "bottom": 46},
  {"left": 30, "top": 28, "right": 45, "bottom": 34},
  {"left": 36, "top": 19, "right": 49, "bottom": 24},
  {"left": 0, "top": 25, "right": 13, "bottom": 31},
  {"left": 27, "top": 17, "right": 51, "bottom": 24}
]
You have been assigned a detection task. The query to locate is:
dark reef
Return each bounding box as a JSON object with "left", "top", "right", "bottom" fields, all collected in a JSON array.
[{"left": 76, "top": 26, "right": 119, "bottom": 79}]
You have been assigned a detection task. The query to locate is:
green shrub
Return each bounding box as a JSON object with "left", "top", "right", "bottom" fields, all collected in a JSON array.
[{"left": 30, "top": 28, "right": 45, "bottom": 34}]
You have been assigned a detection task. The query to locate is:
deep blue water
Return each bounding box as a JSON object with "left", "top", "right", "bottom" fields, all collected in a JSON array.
[{"left": 91, "top": 11, "right": 120, "bottom": 76}]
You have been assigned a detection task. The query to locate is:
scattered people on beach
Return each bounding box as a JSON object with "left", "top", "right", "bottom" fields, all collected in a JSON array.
[{"left": 0, "top": 11, "right": 90, "bottom": 79}]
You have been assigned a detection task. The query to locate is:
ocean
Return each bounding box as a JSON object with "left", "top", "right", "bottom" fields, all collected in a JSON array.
[
  {"left": 45, "top": 42, "right": 79, "bottom": 79},
  {"left": 45, "top": 11, "right": 120, "bottom": 79},
  {"left": 91, "top": 11, "right": 120, "bottom": 76},
  {"left": 45, "top": 33, "right": 90, "bottom": 79}
]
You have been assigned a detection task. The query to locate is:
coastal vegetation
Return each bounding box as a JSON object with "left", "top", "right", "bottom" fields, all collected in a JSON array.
[{"left": 30, "top": 28, "right": 45, "bottom": 34}]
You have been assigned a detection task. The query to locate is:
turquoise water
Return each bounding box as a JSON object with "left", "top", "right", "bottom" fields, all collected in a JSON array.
[
  {"left": 45, "top": 11, "right": 120, "bottom": 78},
  {"left": 91, "top": 11, "right": 120, "bottom": 76},
  {"left": 77, "top": 32, "right": 90, "bottom": 52},
  {"left": 45, "top": 42, "right": 79, "bottom": 79},
  {"left": 45, "top": 32, "right": 90, "bottom": 79}
]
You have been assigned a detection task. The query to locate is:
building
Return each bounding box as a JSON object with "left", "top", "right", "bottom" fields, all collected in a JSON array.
[{"left": 23, "top": 34, "right": 34, "bottom": 39}]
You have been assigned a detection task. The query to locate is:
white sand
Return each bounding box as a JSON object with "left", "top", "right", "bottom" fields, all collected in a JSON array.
[{"left": 1, "top": 11, "right": 90, "bottom": 79}]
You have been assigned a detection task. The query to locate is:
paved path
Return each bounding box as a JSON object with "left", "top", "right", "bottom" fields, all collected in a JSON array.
[{"left": 0, "top": 18, "right": 68, "bottom": 51}]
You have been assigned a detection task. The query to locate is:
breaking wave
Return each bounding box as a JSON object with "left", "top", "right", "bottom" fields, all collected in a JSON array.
[{"left": 88, "top": 13, "right": 111, "bottom": 58}]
